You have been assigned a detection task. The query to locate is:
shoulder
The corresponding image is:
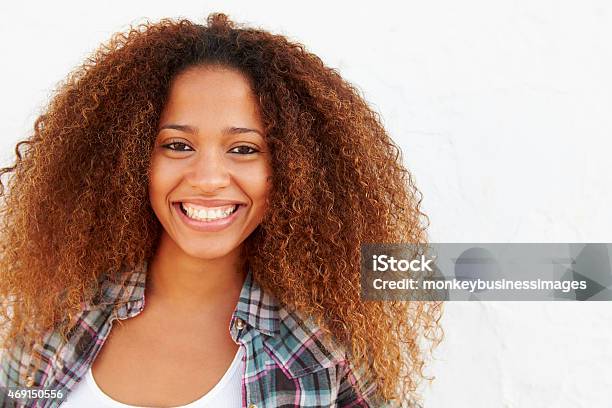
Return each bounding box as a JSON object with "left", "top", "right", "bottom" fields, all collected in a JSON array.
[
  {"left": 0, "top": 342, "right": 27, "bottom": 388},
  {"left": 242, "top": 270, "right": 390, "bottom": 405},
  {"left": 264, "top": 305, "right": 346, "bottom": 376},
  {"left": 262, "top": 305, "right": 387, "bottom": 406},
  {"left": 0, "top": 289, "right": 119, "bottom": 393}
]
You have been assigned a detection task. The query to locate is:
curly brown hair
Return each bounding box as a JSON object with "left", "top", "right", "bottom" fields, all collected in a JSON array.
[{"left": 0, "top": 13, "right": 443, "bottom": 405}]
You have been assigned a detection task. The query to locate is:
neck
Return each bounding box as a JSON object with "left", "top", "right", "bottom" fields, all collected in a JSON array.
[{"left": 146, "top": 232, "right": 247, "bottom": 312}]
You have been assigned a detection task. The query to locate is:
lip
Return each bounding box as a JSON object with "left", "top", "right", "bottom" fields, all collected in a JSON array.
[{"left": 172, "top": 202, "right": 244, "bottom": 232}]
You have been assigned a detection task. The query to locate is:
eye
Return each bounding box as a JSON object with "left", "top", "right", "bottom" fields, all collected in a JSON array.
[
  {"left": 229, "top": 145, "right": 260, "bottom": 155},
  {"left": 161, "top": 142, "right": 193, "bottom": 152}
]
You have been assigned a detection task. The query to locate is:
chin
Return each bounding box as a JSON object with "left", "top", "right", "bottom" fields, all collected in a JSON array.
[{"left": 181, "top": 241, "right": 240, "bottom": 261}]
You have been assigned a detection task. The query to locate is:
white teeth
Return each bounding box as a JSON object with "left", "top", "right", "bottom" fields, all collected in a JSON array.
[{"left": 181, "top": 203, "right": 237, "bottom": 222}]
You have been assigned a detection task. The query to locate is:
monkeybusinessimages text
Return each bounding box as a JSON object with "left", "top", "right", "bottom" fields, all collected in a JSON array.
[{"left": 370, "top": 255, "right": 587, "bottom": 294}]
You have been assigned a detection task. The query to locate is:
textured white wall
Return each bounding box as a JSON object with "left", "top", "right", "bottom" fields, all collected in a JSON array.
[{"left": 1, "top": 1, "right": 610, "bottom": 406}]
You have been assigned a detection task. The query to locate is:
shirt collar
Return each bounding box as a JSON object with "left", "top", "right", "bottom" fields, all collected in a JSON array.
[
  {"left": 232, "top": 268, "right": 281, "bottom": 337},
  {"left": 89, "top": 261, "right": 281, "bottom": 337}
]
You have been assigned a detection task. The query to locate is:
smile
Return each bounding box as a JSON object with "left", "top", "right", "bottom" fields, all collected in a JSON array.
[
  {"left": 180, "top": 202, "right": 239, "bottom": 222},
  {"left": 173, "top": 201, "right": 244, "bottom": 233}
]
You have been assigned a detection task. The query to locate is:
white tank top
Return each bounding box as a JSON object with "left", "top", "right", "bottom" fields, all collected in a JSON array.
[{"left": 62, "top": 347, "right": 244, "bottom": 407}]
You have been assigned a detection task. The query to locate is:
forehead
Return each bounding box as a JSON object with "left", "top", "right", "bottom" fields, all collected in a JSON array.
[{"left": 160, "top": 65, "right": 262, "bottom": 128}]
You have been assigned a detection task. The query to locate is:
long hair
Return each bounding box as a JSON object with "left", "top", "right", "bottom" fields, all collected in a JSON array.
[{"left": 0, "top": 13, "right": 443, "bottom": 405}]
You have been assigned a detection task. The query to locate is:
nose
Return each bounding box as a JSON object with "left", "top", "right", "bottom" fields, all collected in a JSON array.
[{"left": 184, "top": 149, "right": 231, "bottom": 193}]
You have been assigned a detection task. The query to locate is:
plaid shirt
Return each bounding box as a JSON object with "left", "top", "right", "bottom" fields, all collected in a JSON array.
[{"left": 1, "top": 262, "right": 388, "bottom": 407}]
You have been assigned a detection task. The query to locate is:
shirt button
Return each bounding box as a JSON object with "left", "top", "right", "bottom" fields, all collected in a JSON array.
[
  {"left": 25, "top": 376, "right": 34, "bottom": 387},
  {"left": 235, "top": 318, "right": 245, "bottom": 330}
]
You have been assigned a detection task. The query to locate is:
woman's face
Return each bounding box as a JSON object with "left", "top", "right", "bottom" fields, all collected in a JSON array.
[{"left": 148, "top": 65, "right": 271, "bottom": 261}]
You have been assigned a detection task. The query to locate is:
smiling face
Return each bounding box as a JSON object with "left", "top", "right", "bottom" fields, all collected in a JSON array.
[{"left": 148, "top": 65, "right": 272, "bottom": 261}]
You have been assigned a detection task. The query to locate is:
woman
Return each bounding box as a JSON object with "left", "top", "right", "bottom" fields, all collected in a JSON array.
[{"left": 0, "top": 13, "right": 443, "bottom": 407}]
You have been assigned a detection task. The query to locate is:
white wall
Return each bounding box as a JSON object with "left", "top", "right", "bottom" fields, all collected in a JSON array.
[{"left": 1, "top": 1, "right": 611, "bottom": 406}]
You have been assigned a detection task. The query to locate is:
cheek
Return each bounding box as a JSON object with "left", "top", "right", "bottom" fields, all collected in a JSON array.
[
  {"left": 250, "top": 168, "right": 273, "bottom": 216},
  {"left": 148, "top": 158, "right": 174, "bottom": 210},
  {"left": 238, "top": 163, "right": 271, "bottom": 212}
]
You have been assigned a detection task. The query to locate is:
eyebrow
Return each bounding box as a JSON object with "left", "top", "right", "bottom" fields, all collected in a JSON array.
[{"left": 158, "top": 124, "right": 264, "bottom": 137}]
